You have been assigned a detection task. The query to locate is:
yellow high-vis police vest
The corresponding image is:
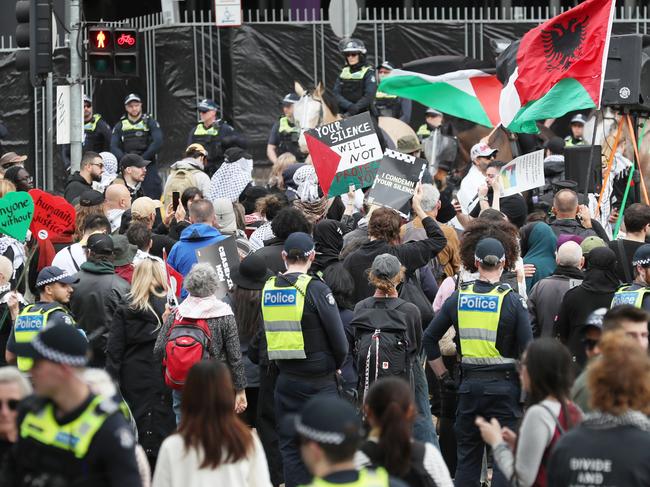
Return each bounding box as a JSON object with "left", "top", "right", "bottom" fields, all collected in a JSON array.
[
  {"left": 374, "top": 90, "right": 397, "bottom": 100},
  {"left": 302, "top": 468, "right": 390, "bottom": 487},
  {"left": 278, "top": 116, "right": 299, "bottom": 135},
  {"left": 611, "top": 284, "right": 650, "bottom": 308},
  {"left": 339, "top": 65, "right": 371, "bottom": 80},
  {"left": 121, "top": 118, "right": 149, "bottom": 133},
  {"left": 564, "top": 136, "right": 584, "bottom": 147},
  {"left": 84, "top": 114, "right": 101, "bottom": 132},
  {"left": 193, "top": 122, "right": 219, "bottom": 137},
  {"left": 14, "top": 305, "right": 71, "bottom": 372},
  {"left": 457, "top": 284, "right": 515, "bottom": 366},
  {"left": 261, "top": 274, "right": 312, "bottom": 360},
  {"left": 417, "top": 124, "right": 431, "bottom": 138},
  {"left": 20, "top": 395, "right": 111, "bottom": 459}
]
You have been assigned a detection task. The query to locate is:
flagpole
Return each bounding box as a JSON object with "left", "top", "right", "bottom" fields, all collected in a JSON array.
[
  {"left": 596, "top": 113, "right": 623, "bottom": 212},
  {"left": 625, "top": 113, "right": 650, "bottom": 205}
]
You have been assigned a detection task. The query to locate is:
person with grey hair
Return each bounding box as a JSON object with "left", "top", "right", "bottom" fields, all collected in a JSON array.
[
  {"left": 154, "top": 263, "right": 246, "bottom": 424},
  {"left": 0, "top": 366, "right": 31, "bottom": 459},
  {"left": 167, "top": 199, "right": 228, "bottom": 298},
  {"left": 527, "top": 241, "right": 585, "bottom": 338},
  {"left": 401, "top": 183, "right": 460, "bottom": 281}
]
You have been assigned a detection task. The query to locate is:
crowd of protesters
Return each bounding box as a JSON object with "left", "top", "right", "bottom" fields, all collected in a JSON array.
[{"left": 2, "top": 83, "right": 650, "bottom": 487}]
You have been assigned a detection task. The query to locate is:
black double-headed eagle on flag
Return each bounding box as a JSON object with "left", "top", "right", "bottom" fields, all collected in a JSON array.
[{"left": 541, "top": 16, "right": 589, "bottom": 72}]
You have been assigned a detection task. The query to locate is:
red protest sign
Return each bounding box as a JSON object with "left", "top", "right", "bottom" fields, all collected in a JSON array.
[{"left": 28, "top": 189, "right": 76, "bottom": 240}]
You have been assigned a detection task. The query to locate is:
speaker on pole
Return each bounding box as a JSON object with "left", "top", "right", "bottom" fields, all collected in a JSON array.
[
  {"left": 602, "top": 34, "right": 650, "bottom": 113},
  {"left": 564, "top": 145, "right": 602, "bottom": 195}
]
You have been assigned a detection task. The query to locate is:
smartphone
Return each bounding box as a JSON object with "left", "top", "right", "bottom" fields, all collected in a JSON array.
[{"left": 172, "top": 191, "right": 180, "bottom": 212}]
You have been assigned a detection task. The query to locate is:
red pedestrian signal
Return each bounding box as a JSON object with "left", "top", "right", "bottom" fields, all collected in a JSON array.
[
  {"left": 89, "top": 28, "right": 112, "bottom": 51},
  {"left": 86, "top": 26, "right": 139, "bottom": 78}
]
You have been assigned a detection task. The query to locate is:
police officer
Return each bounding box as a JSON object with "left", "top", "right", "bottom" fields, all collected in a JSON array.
[
  {"left": 5, "top": 266, "right": 77, "bottom": 372},
  {"left": 423, "top": 237, "right": 532, "bottom": 487},
  {"left": 297, "top": 396, "right": 408, "bottom": 487},
  {"left": 3, "top": 323, "right": 142, "bottom": 486},
  {"left": 333, "top": 39, "right": 377, "bottom": 117},
  {"left": 110, "top": 93, "right": 163, "bottom": 199},
  {"left": 267, "top": 93, "right": 303, "bottom": 163},
  {"left": 417, "top": 108, "right": 447, "bottom": 140},
  {"left": 261, "top": 232, "right": 348, "bottom": 487},
  {"left": 187, "top": 98, "right": 239, "bottom": 176},
  {"left": 611, "top": 244, "right": 650, "bottom": 311},
  {"left": 62, "top": 96, "right": 112, "bottom": 171},
  {"left": 565, "top": 113, "right": 587, "bottom": 146},
  {"left": 374, "top": 61, "right": 411, "bottom": 123}
]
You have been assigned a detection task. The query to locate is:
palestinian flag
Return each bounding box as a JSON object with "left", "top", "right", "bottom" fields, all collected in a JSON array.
[
  {"left": 378, "top": 69, "right": 502, "bottom": 128},
  {"left": 497, "top": 0, "right": 616, "bottom": 133}
]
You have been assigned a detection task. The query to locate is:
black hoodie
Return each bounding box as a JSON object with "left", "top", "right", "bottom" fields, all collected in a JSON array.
[{"left": 63, "top": 171, "right": 92, "bottom": 204}]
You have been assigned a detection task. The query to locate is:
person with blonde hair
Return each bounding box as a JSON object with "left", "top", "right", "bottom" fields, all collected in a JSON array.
[
  {"left": 107, "top": 258, "right": 175, "bottom": 468},
  {"left": 0, "top": 180, "right": 16, "bottom": 198},
  {"left": 267, "top": 152, "right": 297, "bottom": 191},
  {"left": 548, "top": 330, "right": 650, "bottom": 486}
]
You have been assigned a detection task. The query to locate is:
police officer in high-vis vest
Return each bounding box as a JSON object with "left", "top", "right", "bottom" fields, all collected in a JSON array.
[
  {"left": 417, "top": 108, "right": 444, "bottom": 140},
  {"left": 423, "top": 237, "right": 532, "bottom": 487},
  {"left": 4, "top": 323, "right": 142, "bottom": 487},
  {"left": 374, "top": 61, "right": 411, "bottom": 123},
  {"left": 565, "top": 113, "right": 586, "bottom": 147},
  {"left": 110, "top": 93, "right": 163, "bottom": 199},
  {"left": 611, "top": 244, "right": 650, "bottom": 311},
  {"left": 62, "top": 96, "right": 112, "bottom": 170},
  {"left": 260, "top": 232, "right": 348, "bottom": 487},
  {"left": 296, "top": 395, "right": 408, "bottom": 487},
  {"left": 187, "top": 98, "right": 239, "bottom": 176},
  {"left": 5, "top": 266, "right": 78, "bottom": 372},
  {"left": 266, "top": 93, "right": 303, "bottom": 163},
  {"left": 333, "top": 39, "right": 377, "bottom": 117}
]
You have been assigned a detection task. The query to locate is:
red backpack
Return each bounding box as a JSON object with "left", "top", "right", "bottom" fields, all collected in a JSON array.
[{"left": 162, "top": 316, "right": 212, "bottom": 390}]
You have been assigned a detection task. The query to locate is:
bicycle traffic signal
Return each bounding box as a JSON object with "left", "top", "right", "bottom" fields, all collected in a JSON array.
[
  {"left": 87, "top": 26, "right": 139, "bottom": 78},
  {"left": 15, "top": 0, "right": 53, "bottom": 86}
]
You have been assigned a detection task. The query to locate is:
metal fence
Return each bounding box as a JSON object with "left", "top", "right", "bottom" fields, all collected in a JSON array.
[{"left": 2, "top": 5, "right": 650, "bottom": 190}]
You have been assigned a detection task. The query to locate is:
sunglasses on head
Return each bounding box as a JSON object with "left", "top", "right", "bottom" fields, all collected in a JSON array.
[{"left": 0, "top": 399, "right": 19, "bottom": 411}]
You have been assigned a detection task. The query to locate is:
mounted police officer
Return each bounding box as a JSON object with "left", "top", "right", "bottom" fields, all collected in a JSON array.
[
  {"left": 110, "top": 93, "right": 163, "bottom": 199},
  {"left": 4, "top": 266, "right": 78, "bottom": 372},
  {"left": 267, "top": 93, "right": 303, "bottom": 163},
  {"left": 333, "top": 39, "right": 377, "bottom": 117},
  {"left": 3, "top": 323, "right": 142, "bottom": 487},
  {"left": 187, "top": 98, "right": 238, "bottom": 176},
  {"left": 62, "top": 96, "right": 112, "bottom": 171},
  {"left": 260, "top": 232, "right": 348, "bottom": 487},
  {"left": 417, "top": 108, "right": 444, "bottom": 140},
  {"left": 423, "top": 237, "right": 532, "bottom": 487},
  {"left": 565, "top": 113, "right": 586, "bottom": 147},
  {"left": 611, "top": 244, "right": 650, "bottom": 311},
  {"left": 374, "top": 61, "right": 411, "bottom": 123}
]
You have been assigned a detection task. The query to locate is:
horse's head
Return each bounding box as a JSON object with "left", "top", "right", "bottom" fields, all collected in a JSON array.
[{"left": 293, "top": 81, "right": 326, "bottom": 153}]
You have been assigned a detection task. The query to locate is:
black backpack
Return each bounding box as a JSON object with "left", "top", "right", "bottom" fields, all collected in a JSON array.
[
  {"left": 361, "top": 440, "right": 437, "bottom": 487},
  {"left": 352, "top": 298, "right": 413, "bottom": 401}
]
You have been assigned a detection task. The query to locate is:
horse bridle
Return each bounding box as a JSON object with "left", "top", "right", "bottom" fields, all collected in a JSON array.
[{"left": 297, "top": 91, "right": 324, "bottom": 132}]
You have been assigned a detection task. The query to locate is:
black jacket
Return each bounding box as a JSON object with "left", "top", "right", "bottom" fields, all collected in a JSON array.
[
  {"left": 549, "top": 218, "right": 610, "bottom": 242},
  {"left": 343, "top": 216, "right": 447, "bottom": 304},
  {"left": 70, "top": 260, "right": 131, "bottom": 367},
  {"left": 548, "top": 413, "right": 650, "bottom": 487},
  {"left": 106, "top": 295, "right": 175, "bottom": 463},
  {"left": 63, "top": 172, "right": 92, "bottom": 204}
]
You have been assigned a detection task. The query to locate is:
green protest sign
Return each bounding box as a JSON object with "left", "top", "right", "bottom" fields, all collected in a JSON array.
[{"left": 0, "top": 192, "right": 34, "bottom": 241}]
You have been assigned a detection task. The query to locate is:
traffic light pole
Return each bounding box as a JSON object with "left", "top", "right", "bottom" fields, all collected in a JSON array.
[{"left": 68, "top": 0, "right": 83, "bottom": 172}]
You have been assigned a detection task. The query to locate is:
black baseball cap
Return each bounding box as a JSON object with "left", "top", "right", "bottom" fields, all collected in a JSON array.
[
  {"left": 283, "top": 232, "right": 315, "bottom": 256},
  {"left": 15, "top": 323, "right": 88, "bottom": 367},
  {"left": 79, "top": 189, "right": 105, "bottom": 207},
  {"left": 124, "top": 93, "right": 141, "bottom": 105},
  {"left": 293, "top": 395, "right": 362, "bottom": 445},
  {"left": 86, "top": 233, "right": 114, "bottom": 255},
  {"left": 120, "top": 153, "right": 150, "bottom": 170},
  {"left": 475, "top": 237, "right": 506, "bottom": 264},
  {"left": 544, "top": 136, "right": 565, "bottom": 155},
  {"left": 582, "top": 307, "right": 606, "bottom": 331},
  {"left": 36, "top": 266, "right": 79, "bottom": 288}
]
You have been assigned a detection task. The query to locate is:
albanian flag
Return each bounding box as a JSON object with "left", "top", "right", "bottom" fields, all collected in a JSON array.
[{"left": 497, "top": 0, "right": 615, "bottom": 133}]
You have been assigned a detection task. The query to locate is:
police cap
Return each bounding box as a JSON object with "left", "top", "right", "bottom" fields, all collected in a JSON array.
[
  {"left": 14, "top": 323, "right": 88, "bottom": 367},
  {"left": 124, "top": 93, "right": 141, "bottom": 105},
  {"left": 475, "top": 237, "right": 505, "bottom": 266},
  {"left": 632, "top": 244, "right": 650, "bottom": 268},
  {"left": 293, "top": 396, "right": 362, "bottom": 446}
]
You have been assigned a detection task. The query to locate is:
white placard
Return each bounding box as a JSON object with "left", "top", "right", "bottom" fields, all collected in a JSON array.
[
  {"left": 499, "top": 149, "right": 545, "bottom": 197},
  {"left": 56, "top": 86, "right": 70, "bottom": 145},
  {"left": 214, "top": 0, "right": 242, "bottom": 27}
]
